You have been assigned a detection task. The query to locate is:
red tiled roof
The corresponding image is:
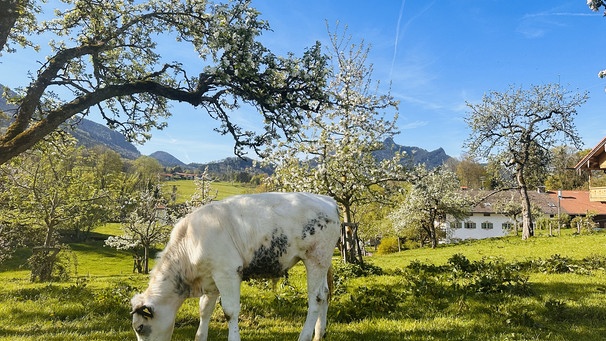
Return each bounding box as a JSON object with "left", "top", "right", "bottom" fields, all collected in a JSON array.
[
  {"left": 546, "top": 190, "right": 606, "bottom": 215},
  {"left": 461, "top": 189, "right": 606, "bottom": 216}
]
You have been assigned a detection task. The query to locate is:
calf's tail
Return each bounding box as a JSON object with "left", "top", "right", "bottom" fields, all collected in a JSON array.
[{"left": 327, "top": 264, "right": 334, "bottom": 302}]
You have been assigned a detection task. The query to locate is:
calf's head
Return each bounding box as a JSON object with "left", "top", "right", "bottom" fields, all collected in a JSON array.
[{"left": 130, "top": 294, "right": 175, "bottom": 341}]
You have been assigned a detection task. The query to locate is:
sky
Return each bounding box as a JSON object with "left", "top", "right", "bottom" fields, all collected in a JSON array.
[{"left": 2, "top": 0, "right": 606, "bottom": 164}]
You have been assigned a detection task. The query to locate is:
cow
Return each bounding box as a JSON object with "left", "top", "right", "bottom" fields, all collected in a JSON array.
[{"left": 130, "top": 192, "right": 341, "bottom": 341}]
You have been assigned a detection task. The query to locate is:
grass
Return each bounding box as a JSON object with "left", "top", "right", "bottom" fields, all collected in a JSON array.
[
  {"left": 2, "top": 231, "right": 606, "bottom": 340},
  {"left": 377, "top": 228, "right": 605, "bottom": 269},
  {"left": 161, "top": 180, "right": 257, "bottom": 203}
]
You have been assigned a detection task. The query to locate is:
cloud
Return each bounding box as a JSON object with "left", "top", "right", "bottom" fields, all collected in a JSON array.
[
  {"left": 397, "top": 94, "right": 443, "bottom": 111},
  {"left": 517, "top": 10, "right": 593, "bottom": 39},
  {"left": 390, "top": 1, "right": 436, "bottom": 79},
  {"left": 399, "top": 120, "right": 428, "bottom": 130}
]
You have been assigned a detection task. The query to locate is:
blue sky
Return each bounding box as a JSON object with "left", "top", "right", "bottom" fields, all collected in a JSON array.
[{"left": 2, "top": 1, "right": 606, "bottom": 164}]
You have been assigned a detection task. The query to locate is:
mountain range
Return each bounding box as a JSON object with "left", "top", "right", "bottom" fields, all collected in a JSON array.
[
  {"left": 1, "top": 84, "right": 452, "bottom": 171},
  {"left": 378, "top": 137, "right": 452, "bottom": 169}
]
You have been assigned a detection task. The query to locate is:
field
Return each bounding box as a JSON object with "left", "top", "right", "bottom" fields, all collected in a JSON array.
[
  {"left": 161, "top": 180, "right": 260, "bottom": 203},
  {"left": 1, "top": 182, "right": 606, "bottom": 340}
]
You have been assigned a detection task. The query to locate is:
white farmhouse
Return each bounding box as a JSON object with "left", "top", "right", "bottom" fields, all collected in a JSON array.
[{"left": 442, "top": 189, "right": 559, "bottom": 242}]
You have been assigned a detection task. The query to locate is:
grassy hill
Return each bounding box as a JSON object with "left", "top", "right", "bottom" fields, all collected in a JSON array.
[{"left": 1, "top": 184, "right": 605, "bottom": 340}]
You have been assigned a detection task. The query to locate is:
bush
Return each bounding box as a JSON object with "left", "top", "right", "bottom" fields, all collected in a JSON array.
[
  {"left": 377, "top": 237, "right": 399, "bottom": 254},
  {"left": 332, "top": 261, "right": 384, "bottom": 297},
  {"left": 529, "top": 254, "right": 596, "bottom": 275},
  {"left": 399, "top": 254, "right": 531, "bottom": 298},
  {"left": 332, "top": 284, "right": 404, "bottom": 322}
]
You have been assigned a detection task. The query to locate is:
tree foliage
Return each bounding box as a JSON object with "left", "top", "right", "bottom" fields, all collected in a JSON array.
[
  {"left": 0, "top": 133, "right": 111, "bottom": 280},
  {"left": 390, "top": 165, "right": 470, "bottom": 248},
  {"left": 455, "top": 154, "right": 487, "bottom": 189},
  {"left": 185, "top": 167, "right": 218, "bottom": 211},
  {"left": 105, "top": 185, "right": 173, "bottom": 274},
  {"left": 544, "top": 145, "right": 588, "bottom": 190},
  {"left": 465, "top": 83, "right": 588, "bottom": 240},
  {"left": 265, "top": 29, "right": 403, "bottom": 263},
  {"left": 0, "top": 0, "right": 329, "bottom": 164}
]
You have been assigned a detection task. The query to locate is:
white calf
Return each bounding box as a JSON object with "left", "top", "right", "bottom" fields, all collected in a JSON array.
[{"left": 130, "top": 192, "right": 340, "bottom": 341}]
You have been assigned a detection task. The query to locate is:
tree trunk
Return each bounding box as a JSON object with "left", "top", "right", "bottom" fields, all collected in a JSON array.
[
  {"left": 340, "top": 203, "right": 363, "bottom": 264},
  {"left": 429, "top": 209, "right": 439, "bottom": 248},
  {"left": 30, "top": 247, "right": 60, "bottom": 282},
  {"left": 143, "top": 245, "right": 150, "bottom": 274},
  {"left": 517, "top": 168, "right": 534, "bottom": 240}
]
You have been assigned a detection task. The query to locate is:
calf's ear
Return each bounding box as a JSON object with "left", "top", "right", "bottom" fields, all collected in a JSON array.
[{"left": 131, "top": 305, "right": 154, "bottom": 319}]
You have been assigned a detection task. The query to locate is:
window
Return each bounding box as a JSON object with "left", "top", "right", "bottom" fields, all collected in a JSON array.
[
  {"left": 481, "top": 222, "right": 494, "bottom": 229},
  {"left": 502, "top": 222, "right": 513, "bottom": 230},
  {"left": 483, "top": 213, "right": 491, "bottom": 217},
  {"left": 450, "top": 221, "right": 462, "bottom": 229},
  {"left": 464, "top": 222, "right": 476, "bottom": 229}
]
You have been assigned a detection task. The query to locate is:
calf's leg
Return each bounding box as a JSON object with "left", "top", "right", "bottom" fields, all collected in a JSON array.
[
  {"left": 299, "top": 263, "right": 330, "bottom": 341},
  {"left": 195, "top": 293, "right": 218, "bottom": 341},
  {"left": 214, "top": 273, "right": 242, "bottom": 341}
]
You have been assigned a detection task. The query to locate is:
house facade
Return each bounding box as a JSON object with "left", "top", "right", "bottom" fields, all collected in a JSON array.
[
  {"left": 438, "top": 136, "right": 606, "bottom": 242},
  {"left": 440, "top": 188, "right": 606, "bottom": 242},
  {"left": 574, "top": 136, "right": 606, "bottom": 202},
  {"left": 442, "top": 189, "right": 559, "bottom": 242}
]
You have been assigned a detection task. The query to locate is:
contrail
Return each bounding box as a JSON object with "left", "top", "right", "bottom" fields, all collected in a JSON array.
[
  {"left": 390, "top": 1, "right": 436, "bottom": 80},
  {"left": 391, "top": 0, "right": 406, "bottom": 80}
]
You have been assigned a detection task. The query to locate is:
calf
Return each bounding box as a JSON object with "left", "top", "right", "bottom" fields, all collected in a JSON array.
[{"left": 131, "top": 192, "right": 340, "bottom": 341}]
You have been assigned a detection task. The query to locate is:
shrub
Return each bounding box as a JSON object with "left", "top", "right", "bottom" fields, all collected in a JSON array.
[
  {"left": 376, "top": 236, "right": 399, "bottom": 254},
  {"left": 530, "top": 254, "right": 591, "bottom": 274},
  {"left": 332, "top": 261, "right": 384, "bottom": 297},
  {"left": 332, "top": 284, "right": 404, "bottom": 322},
  {"left": 332, "top": 261, "right": 383, "bottom": 279},
  {"left": 399, "top": 254, "right": 531, "bottom": 298}
]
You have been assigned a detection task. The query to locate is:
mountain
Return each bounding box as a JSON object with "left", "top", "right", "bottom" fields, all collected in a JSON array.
[
  {"left": 375, "top": 138, "right": 453, "bottom": 168},
  {"left": 190, "top": 156, "right": 274, "bottom": 175},
  {"left": 1, "top": 83, "right": 141, "bottom": 159},
  {"left": 188, "top": 139, "right": 453, "bottom": 176},
  {"left": 149, "top": 151, "right": 186, "bottom": 167},
  {"left": 69, "top": 119, "right": 141, "bottom": 159}
]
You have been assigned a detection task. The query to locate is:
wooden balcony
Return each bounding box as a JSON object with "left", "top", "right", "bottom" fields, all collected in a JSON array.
[{"left": 589, "top": 186, "right": 606, "bottom": 202}]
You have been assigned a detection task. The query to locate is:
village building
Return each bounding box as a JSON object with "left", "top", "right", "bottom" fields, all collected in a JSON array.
[
  {"left": 442, "top": 189, "right": 559, "bottom": 242},
  {"left": 442, "top": 136, "right": 606, "bottom": 242},
  {"left": 442, "top": 189, "right": 606, "bottom": 242},
  {"left": 546, "top": 190, "right": 606, "bottom": 229},
  {"left": 573, "top": 136, "right": 606, "bottom": 202}
]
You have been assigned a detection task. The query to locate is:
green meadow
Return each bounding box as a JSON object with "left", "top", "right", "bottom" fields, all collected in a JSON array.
[
  {"left": 1, "top": 182, "right": 605, "bottom": 340},
  {"left": 161, "top": 180, "right": 260, "bottom": 203}
]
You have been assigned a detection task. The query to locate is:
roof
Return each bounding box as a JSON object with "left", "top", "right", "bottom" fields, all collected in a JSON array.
[
  {"left": 546, "top": 190, "right": 606, "bottom": 215},
  {"left": 462, "top": 189, "right": 606, "bottom": 216},
  {"left": 574, "top": 136, "right": 606, "bottom": 171},
  {"left": 462, "top": 189, "right": 558, "bottom": 216}
]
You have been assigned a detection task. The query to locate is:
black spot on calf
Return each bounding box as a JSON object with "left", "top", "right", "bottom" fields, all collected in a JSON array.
[
  {"left": 242, "top": 229, "right": 289, "bottom": 280},
  {"left": 173, "top": 273, "right": 191, "bottom": 297},
  {"left": 302, "top": 213, "right": 329, "bottom": 239}
]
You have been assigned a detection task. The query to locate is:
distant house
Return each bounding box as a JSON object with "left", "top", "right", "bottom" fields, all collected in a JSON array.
[
  {"left": 442, "top": 189, "right": 559, "bottom": 242},
  {"left": 441, "top": 187, "right": 606, "bottom": 242},
  {"left": 574, "top": 136, "right": 606, "bottom": 202},
  {"left": 548, "top": 190, "right": 606, "bottom": 229},
  {"left": 439, "top": 136, "right": 606, "bottom": 242}
]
